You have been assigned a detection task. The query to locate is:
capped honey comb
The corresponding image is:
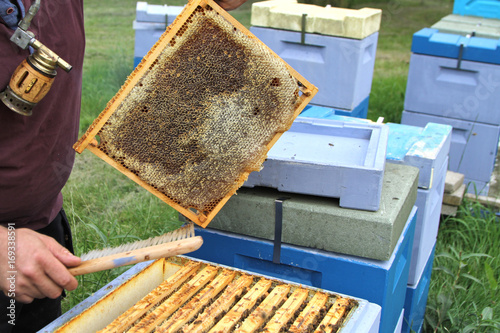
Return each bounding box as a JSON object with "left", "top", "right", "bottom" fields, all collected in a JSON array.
[{"left": 74, "top": 0, "right": 318, "bottom": 227}]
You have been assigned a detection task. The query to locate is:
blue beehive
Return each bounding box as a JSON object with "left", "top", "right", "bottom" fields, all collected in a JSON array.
[
  {"left": 402, "top": 110, "right": 499, "bottom": 195},
  {"left": 244, "top": 116, "right": 388, "bottom": 211},
  {"left": 250, "top": 26, "right": 378, "bottom": 110},
  {"left": 403, "top": 243, "right": 436, "bottom": 333},
  {"left": 403, "top": 25, "right": 500, "bottom": 195},
  {"left": 189, "top": 206, "right": 417, "bottom": 333},
  {"left": 453, "top": 0, "right": 500, "bottom": 19},
  {"left": 385, "top": 122, "right": 450, "bottom": 285},
  {"left": 405, "top": 29, "right": 500, "bottom": 125}
]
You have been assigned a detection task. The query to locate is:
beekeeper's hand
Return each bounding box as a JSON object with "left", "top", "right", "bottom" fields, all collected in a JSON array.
[
  {"left": 0, "top": 226, "right": 81, "bottom": 304},
  {"left": 215, "top": 0, "right": 248, "bottom": 10}
]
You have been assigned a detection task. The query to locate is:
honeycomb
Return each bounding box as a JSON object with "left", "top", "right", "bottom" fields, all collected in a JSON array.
[
  {"left": 74, "top": 0, "right": 317, "bottom": 227},
  {"left": 56, "top": 257, "right": 358, "bottom": 333},
  {"left": 98, "top": 260, "right": 356, "bottom": 333}
]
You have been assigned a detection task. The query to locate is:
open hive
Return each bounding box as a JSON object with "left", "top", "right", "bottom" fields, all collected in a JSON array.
[
  {"left": 73, "top": 0, "right": 318, "bottom": 227},
  {"left": 53, "top": 257, "right": 359, "bottom": 333}
]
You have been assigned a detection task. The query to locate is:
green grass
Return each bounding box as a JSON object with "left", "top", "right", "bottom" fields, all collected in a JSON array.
[
  {"left": 61, "top": 0, "right": 500, "bottom": 331},
  {"left": 426, "top": 200, "right": 500, "bottom": 332}
]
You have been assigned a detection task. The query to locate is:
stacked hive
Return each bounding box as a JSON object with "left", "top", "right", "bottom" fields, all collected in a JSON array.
[
  {"left": 401, "top": 9, "right": 500, "bottom": 196},
  {"left": 183, "top": 5, "right": 417, "bottom": 331},
  {"left": 192, "top": 164, "right": 418, "bottom": 333},
  {"left": 385, "top": 122, "right": 452, "bottom": 333},
  {"left": 127, "top": 2, "right": 424, "bottom": 331},
  {"left": 189, "top": 100, "right": 417, "bottom": 332},
  {"left": 250, "top": 0, "right": 381, "bottom": 118},
  {"left": 295, "top": 112, "right": 452, "bottom": 333}
]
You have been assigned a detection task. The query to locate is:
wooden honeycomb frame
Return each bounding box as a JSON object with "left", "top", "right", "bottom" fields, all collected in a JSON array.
[
  {"left": 74, "top": 0, "right": 318, "bottom": 227},
  {"left": 55, "top": 257, "right": 357, "bottom": 332}
]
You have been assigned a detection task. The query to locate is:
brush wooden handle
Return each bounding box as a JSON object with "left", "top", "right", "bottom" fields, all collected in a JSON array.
[{"left": 68, "top": 236, "right": 203, "bottom": 276}]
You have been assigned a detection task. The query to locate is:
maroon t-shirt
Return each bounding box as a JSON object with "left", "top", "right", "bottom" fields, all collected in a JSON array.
[{"left": 0, "top": 0, "right": 85, "bottom": 229}]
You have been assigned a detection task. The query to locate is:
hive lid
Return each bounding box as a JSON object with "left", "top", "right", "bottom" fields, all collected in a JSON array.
[
  {"left": 251, "top": 0, "right": 382, "bottom": 39},
  {"left": 411, "top": 27, "right": 500, "bottom": 65},
  {"left": 74, "top": 0, "right": 317, "bottom": 227},
  {"left": 431, "top": 14, "right": 500, "bottom": 39}
]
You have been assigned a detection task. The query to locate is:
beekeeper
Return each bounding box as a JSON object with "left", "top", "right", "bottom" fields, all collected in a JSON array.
[{"left": 0, "top": 0, "right": 246, "bottom": 331}]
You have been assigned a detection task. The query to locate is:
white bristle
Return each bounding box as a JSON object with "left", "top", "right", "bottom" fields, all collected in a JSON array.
[{"left": 80, "top": 223, "right": 195, "bottom": 261}]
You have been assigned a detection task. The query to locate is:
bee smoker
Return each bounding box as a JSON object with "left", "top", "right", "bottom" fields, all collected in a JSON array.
[{"left": 0, "top": 0, "right": 72, "bottom": 116}]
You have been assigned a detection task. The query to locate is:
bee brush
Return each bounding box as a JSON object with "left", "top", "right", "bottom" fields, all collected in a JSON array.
[{"left": 68, "top": 223, "right": 203, "bottom": 276}]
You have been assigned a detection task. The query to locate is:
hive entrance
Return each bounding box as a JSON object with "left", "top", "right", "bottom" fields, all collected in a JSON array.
[{"left": 74, "top": 0, "right": 317, "bottom": 227}]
